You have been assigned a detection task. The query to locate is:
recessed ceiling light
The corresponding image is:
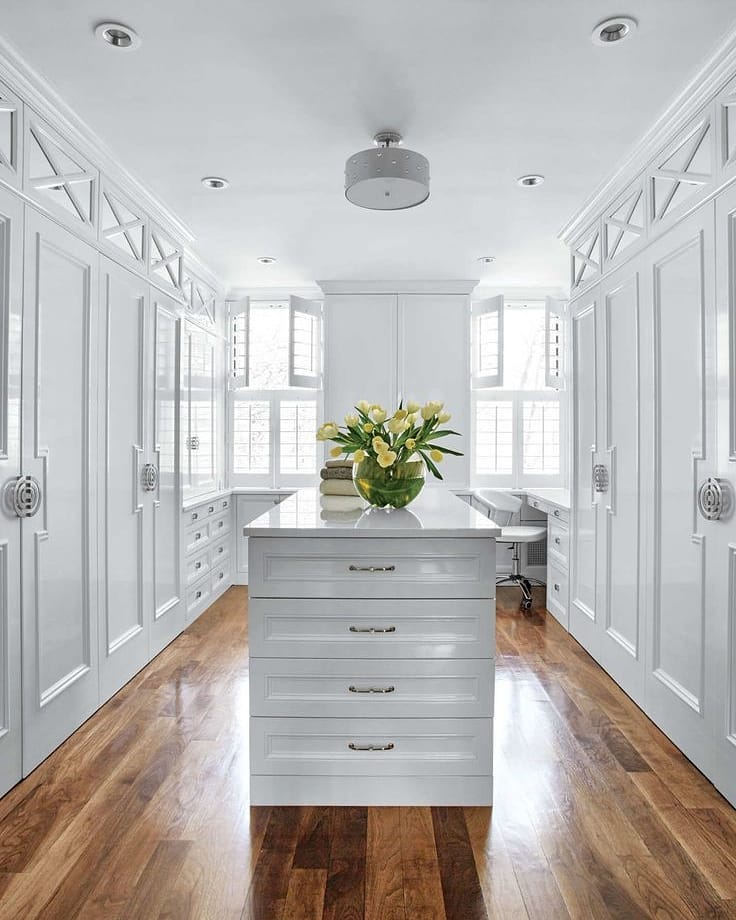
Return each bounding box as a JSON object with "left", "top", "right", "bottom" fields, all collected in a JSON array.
[
  {"left": 517, "top": 174, "right": 545, "bottom": 187},
  {"left": 591, "top": 16, "right": 637, "bottom": 46},
  {"left": 476, "top": 256, "right": 496, "bottom": 264},
  {"left": 94, "top": 22, "right": 141, "bottom": 51},
  {"left": 201, "top": 176, "right": 229, "bottom": 190},
  {"left": 257, "top": 256, "right": 276, "bottom": 265}
]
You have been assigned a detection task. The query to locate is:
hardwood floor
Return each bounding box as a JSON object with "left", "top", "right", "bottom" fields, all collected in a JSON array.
[{"left": 1, "top": 586, "right": 735, "bottom": 919}]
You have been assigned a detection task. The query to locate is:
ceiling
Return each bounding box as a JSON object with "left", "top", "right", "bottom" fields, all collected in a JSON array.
[{"left": 2, "top": 0, "right": 735, "bottom": 292}]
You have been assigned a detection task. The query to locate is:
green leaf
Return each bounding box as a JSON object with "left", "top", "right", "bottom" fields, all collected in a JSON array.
[
  {"left": 418, "top": 449, "right": 443, "bottom": 481},
  {"left": 426, "top": 444, "right": 464, "bottom": 456}
]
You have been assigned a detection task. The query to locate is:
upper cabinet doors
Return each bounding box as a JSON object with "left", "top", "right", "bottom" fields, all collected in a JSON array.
[
  {"left": 0, "top": 186, "right": 24, "bottom": 797},
  {"left": 182, "top": 321, "right": 218, "bottom": 499},
  {"left": 97, "top": 258, "right": 152, "bottom": 701},
  {"left": 20, "top": 209, "right": 100, "bottom": 773},
  {"left": 0, "top": 79, "right": 22, "bottom": 189}
]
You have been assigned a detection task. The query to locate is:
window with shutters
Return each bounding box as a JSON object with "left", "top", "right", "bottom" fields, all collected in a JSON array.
[
  {"left": 229, "top": 298, "right": 323, "bottom": 486},
  {"left": 472, "top": 299, "right": 565, "bottom": 486}
]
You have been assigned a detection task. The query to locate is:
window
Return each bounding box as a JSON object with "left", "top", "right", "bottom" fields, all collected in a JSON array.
[
  {"left": 472, "top": 299, "right": 565, "bottom": 486},
  {"left": 229, "top": 298, "right": 322, "bottom": 486}
]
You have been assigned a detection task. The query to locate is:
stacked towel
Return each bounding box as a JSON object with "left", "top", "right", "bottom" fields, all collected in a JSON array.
[
  {"left": 318, "top": 458, "right": 364, "bottom": 512},
  {"left": 320, "top": 466, "right": 353, "bottom": 480}
]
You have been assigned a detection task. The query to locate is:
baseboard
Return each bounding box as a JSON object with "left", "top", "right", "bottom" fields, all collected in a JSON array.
[{"left": 250, "top": 774, "right": 493, "bottom": 806}]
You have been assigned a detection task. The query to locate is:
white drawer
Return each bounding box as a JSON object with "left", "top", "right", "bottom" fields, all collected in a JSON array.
[
  {"left": 185, "top": 521, "right": 210, "bottom": 555},
  {"left": 210, "top": 510, "right": 231, "bottom": 540},
  {"left": 186, "top": 579, "right": 211, "bottom": 616},
  {"left": 546, "top": 562, "right": 569, "bottom": 626},
  {"left": 247, "top": 536, "right": 495, "bottom": 599},
  {"left": 185, "top": 548, "right": 210, "bottom": 585},
  {"left": 249, "top": 658, "right": 494, "bottom": 718},
  {"left": 548, "top": 520, "right": 569, "bottom": 570},
  {"left": 250, "top": 717, "right": 492, "bottom": 776},
  {"left": 211, "top": 557, "right": 232, "bottom": 592},
  {"left": 528, "top": 497, "right": 569, "bottom": 525},
  {"left": 186, "top": 505, "right": 209, "bottom": 527},
  {"left": 248, "top": 597, "right": 495, "bottom": 659},
  {"left": 210, "top": 535, "right": 231, "bottom": 566}
]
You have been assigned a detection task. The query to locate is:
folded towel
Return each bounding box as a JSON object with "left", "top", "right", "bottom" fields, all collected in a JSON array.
[
  {"left": 320, "top": 466, "right": 353, "bottom": 481},
  {"left": 325, "top": 459, "right": 354, "bottom": 469},
  {"left": 320, "top": 479, "right": 359, "bottom": 496},
  {"left": 319, "top": 494, "right": 366, "bottom": 512}
]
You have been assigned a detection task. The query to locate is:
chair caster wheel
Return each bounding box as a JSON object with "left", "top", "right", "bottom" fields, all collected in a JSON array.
[{"left": 521, "top": 598, "right": 532, "bottom": 611}]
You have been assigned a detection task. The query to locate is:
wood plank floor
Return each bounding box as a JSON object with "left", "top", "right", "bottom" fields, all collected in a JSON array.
[{"left": 1, "top": 586, "right": 735, "bottom": 919}]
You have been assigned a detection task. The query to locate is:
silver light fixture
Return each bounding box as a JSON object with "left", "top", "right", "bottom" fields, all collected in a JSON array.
[
  {"left": 517, "top": 174, "right": 545, "bottom": 187},
  {"left": 94, "top": 22, "right": 142, "bottom": 51},
  {"left": 257, "top": 256, "right": 276, "bottom": 265},
  {"left": 201, "top": 176, "right": 229, "bottom": 189},
  {"left": 591, "top": 16, "right": 637, "bottom": 45},
  {"left": 345, "top": 131, "right": 430, "bottom": 210}
]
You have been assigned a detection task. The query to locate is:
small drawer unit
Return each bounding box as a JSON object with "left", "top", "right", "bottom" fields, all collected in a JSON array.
[
  {"left": 546, "top": 560, "right": 569, "bottom": 628},
  {"left": 182, "top": 493, "right": 234, "bottom": 622},
  {"left": 548, "top": 519, "right": 569, "bottom": 571}
]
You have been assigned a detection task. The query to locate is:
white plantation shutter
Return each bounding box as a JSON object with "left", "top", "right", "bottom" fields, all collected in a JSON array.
[
  {"left": 229, "top": 298, "right": 250, "bottom": 387},
  {"left": 545, "top": 296, "right": 566, "bottom": 389},
  {"left": 288, "top": 295, "right": 322, "bottom": 388},
  {"left": 471, "top": 295, "right": 504, "bottom": 388}
]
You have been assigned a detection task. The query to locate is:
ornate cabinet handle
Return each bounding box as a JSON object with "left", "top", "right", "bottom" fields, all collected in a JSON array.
[
  {"left": 348, "top": 564, "right": 396, "bottom": 573},
  {"left": 348, "top": 685, "right": 395, "bottom": 694},
  {"left": 348, "top": 742, "right": 394, "bottom": 752},
  {"left": 5, "top": 475, "right": 42, "bottom": 518},
  {"left": 349, "top": 625, "right": 396, "bottom": 634}
]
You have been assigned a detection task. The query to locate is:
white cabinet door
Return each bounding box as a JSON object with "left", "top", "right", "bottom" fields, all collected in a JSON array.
[
  {"left": 182, "top": 321, "right": 217, "bottom": 498},
  {"left": 569, "top": 287, "right": 601, "bottom": 657},
  {"left": 596, "top": 256, "right": 647, "bottom": 707},
  {"left": 642, "top": 206, "right": 718, "bottom": 781},
  {"left": 324, "top": 294, "right": 397, "bottom": 422},
  {"left": 150, "top": 292, "right": 184, "bottom": 655},
  {"left": 0, "top": 187, "right": 23, "bottom": 795},
  {"left": 398, "top": 294, "right": 470, "bottom": 488},
  {"left": 97, "top": 258, "right": 151, "bottom": 701},
  {"left": 21, "top": 209, "right": 100, "bottom": 773},
  {"left": 711, "top": 187, "right": 736, "bottom": 805},
  {"left": 235, "top": 492, "right": 289, "bottom": 584}
]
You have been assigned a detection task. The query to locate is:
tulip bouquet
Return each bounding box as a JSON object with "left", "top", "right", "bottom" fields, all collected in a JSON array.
[{"left": 316, "top": 400, "right": 463, "bottom": 508}]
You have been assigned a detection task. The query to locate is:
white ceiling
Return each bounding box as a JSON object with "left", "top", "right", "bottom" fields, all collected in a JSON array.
[{"left": 2, "top": 1, "right": 736, "bottom": 291}]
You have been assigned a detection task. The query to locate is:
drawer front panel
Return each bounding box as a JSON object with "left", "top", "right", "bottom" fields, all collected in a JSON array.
[
  {"left": 546, "top": 562, "right": 569, "bottom": 626},
  {"left": 250, "top": 658, "right": 494, "bottom": 718},
  {"left": 248, "top": 597, "right": 495, "bottom": 659},
  {"left": 528, "top": 497, "right": 570, "bottom": 525},
  {"left": 186, "top": 549, "right": 210, "bottom": 585},
  {"left": 210, "top": 510, "right": 231, "bottom": 540},
  {"left": 186, "top": 579, "right": 211, "bottom": 615},
  {"left": 548, "top": 520, "right": 569, "bottom": 570},
  {"left": 185, "top": 522, "right": 210, "bottom": 555},
  {"left": 248, "top": 537, "right": 495, "bottom": 599},
  {"left": 210, "top": 536, "right": 231, "bottom": 566},
  {"left": 250, "top": 717, "right": 492, "bottom": 776},
  {"left": 211, "top": 558, "right": 232, "bottom": 592}
]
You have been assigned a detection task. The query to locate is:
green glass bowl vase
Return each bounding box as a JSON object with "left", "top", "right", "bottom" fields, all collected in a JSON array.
[{"left": 352, "top": 457, "right": 425, "bottom": 509}]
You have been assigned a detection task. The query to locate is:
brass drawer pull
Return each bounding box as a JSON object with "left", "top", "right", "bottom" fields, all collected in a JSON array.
[
  {"left": 349, "top": 625, "right": 396, "bottom": 634},
  {"left": 349, "top": 685, "right": 395, "bottom": 694},
  {"left": 348, "top": 564, "right": 396, "bottom": 573},
  {"left": 348, "top": 742, "right": 394, "bottom": 752}
]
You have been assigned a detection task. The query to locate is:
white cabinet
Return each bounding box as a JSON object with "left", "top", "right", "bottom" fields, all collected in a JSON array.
[
  {"left": 181, "top": 494, "right": 233, "bottom": 623},
  {"left": 323, "top": 285, "right": 473, "bottom": 486},
  {"left": 20, "top": 209, "right": 101, "bottom": 774},
  {"left": 234, "top": 492, "right": 292, "bottom": 584},
  {"left": 182, "top": 321, "right": 218, "bottom": 499},
  {"left": 0, "top": 186, "right": 23, "bottom": 797}
]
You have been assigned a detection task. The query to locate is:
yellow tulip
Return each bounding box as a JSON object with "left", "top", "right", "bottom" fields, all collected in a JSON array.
[
  {"left": 330, "top": 445, "right": 344, "bottom": 458},
  {"left": 315, "top": 427, "right": 327, "bottom": 441},
  {"left": 406, "top": 400, "right": 420, "bottom": 413},
  {"left": 393, "top": 408, "right": 408, "bottom": 420},
  {"left": 406, "top": 412, "right": 419, "bottom": 426},
  {"left": 438, "top": 411, "right": 451, "bottom": 423},
  {"left": 387, "top": 416, "right": 408, "bottom": 435},
  {"left": 353, "top": 449, "right": 366, "bottom": 463},
  {"left": 377, "top": 450, "right": 397, "bottom": 468},
  {"left": 363, "top": 422, "right": 374, "bottom": 434},
  {"left": 405, "top": 438, "right": 416, "bottom": 451},
  {"left": 357, "top": 400, "right": 371, "bottom": 414},
  {"left": 372, "top": 436, "right": 389, "bottom": 453},
  {"left": 344, "top": 413, "right": 359, "bottom": 427},
  {"left": 370, "top": 407, "right": 387, "bottom": 424},
  {"left": 430, "top": 449, "right": 443, "bottom": 463},
  {"left": 322, "top": 422, "right": 339, "bottom": 438},
  {"left": 421, "top": 404, "right": 436, "bottom": 420}
]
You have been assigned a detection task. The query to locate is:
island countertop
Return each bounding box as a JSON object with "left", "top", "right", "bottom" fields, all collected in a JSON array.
[{"left": 243, "top": 487, "right": 502, "bottom": 539}]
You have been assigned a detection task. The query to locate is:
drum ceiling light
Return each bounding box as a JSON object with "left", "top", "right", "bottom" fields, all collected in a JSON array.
[{"left": 345, "top": 132, "right": 430, "bottom": 210}]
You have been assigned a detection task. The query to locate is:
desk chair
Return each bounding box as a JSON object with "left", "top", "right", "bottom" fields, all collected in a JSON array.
[{"left": 475, "top": 489, "right": 547, "bottom": 610}]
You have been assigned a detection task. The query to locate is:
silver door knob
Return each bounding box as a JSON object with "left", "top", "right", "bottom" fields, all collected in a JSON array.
[
  {"left": 697, "top": 477, "right": 731, "bottom": 521},
  {"left": 141, "top": 463, "right": 158, "bottom": 492},
  {"left": 4, "top": 475, "right": 42, "bottom": 518}
]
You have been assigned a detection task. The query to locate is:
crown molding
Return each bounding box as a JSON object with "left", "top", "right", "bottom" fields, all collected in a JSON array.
[
  {"left": 473, "top": 285, "right": 567, "bottom": 301},
  {"left": 317, "top": 279, "right": 479, "bottom": 295},
  {"left": 226, "top": 285, "right": 323, "bottom": 302},
  {"left": 558, "top": 23, "right": 736, "bottom": 244},
  {"left": 0, "top": 31, "right": 224, "bottom": 292}
]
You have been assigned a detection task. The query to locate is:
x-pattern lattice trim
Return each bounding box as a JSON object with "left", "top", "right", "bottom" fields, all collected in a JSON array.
[
  {"left": 724, "top": 93, "right": 736, "bottom": 166},
  {"left": 150, "top": 230, "right": 182, "bottom": 289},
  {"left": 572, "top": 230, "right": 600, "bottom": 287},
  {"left": 0, "top": 100, "right": 17, "bottom": 171},
  {"left": 652, "top": 120, "right": 711, "bottom": 221},
  {"left": 102, "top": 191, "right": 145, "bottom": 263},
  {"left": 29, "top": 126, "right": 94, "bottom": 224},
  {"left": 605, "top": 189, "right": 644, "bottom": 261}
]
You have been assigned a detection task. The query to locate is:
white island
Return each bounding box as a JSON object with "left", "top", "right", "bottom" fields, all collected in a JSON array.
[{"left": 244, "top": 488, "right": 500, "bottom": 806}]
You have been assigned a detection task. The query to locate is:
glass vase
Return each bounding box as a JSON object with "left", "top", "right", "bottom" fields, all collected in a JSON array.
[{"left": 352, "top": 457, "right": 425, "bottom": 509}]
